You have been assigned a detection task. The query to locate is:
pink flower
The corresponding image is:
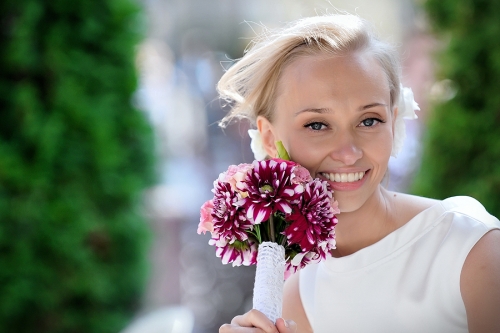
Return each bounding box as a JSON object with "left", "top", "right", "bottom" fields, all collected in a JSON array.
[
  {"left": 209, "top": 236, "right": 258, "bottom": 266},
  {"left": 212, "top": 180, "right": 253, "bottom": 242},
  {"left": 238, "top": 159, "right": 304, "bottom": 224},
  {"left": 330, "top": 198, "right": 340, "bottom": 215},
  {"left": 291, "top": 165, "right": 313, "bottom": 184},
  {"left": 197, "top": 200, "right": 214, "bottom": 234},
  {"left": 283, "top": 179, "right": 338, "bottom": 252},
  {"left": 218, "top": 163, "right": 253, "bottom": 191}
]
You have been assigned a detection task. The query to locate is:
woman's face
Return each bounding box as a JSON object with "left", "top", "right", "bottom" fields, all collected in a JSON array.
[{"left": 258, "top": 51, "right": 396, "bottom": 213}]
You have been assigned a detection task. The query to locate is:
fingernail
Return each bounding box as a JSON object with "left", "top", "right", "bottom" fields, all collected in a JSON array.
[{"left": 282, "top": 318, "right": 289, "bottom": 328}]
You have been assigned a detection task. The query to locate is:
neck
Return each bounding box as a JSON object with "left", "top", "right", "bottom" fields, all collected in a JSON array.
[{"left": 332, "top": 186, "right": 397, "bottom": 257}]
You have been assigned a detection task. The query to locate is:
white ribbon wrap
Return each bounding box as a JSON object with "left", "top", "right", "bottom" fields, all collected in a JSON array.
[{"left": 252, "top": 242, "right": 285, "bottom": 323}]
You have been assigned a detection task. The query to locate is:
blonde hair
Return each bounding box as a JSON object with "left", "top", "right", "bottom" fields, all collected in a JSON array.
[{"left": 217, "top": 14, "right": 401, "bottom": 127}]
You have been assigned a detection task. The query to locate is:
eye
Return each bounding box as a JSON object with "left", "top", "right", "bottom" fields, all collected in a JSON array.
[
  {"left": 358, "top": 118, "right": 384, "bottom": 127},
  {"left": 304, "top": 122, "right": 328, "bottom": 131}
]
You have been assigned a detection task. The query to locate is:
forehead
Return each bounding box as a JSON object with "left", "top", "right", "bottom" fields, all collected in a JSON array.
[{"left": 275, "top": 51, "right": 390, "bottom": 111}]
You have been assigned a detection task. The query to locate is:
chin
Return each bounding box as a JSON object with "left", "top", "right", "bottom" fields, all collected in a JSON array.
[
  {"left": 335, "top": 194, "right": 365, "bottom": 214},
  {"left": 338, "top": 203, "right": 363, "bottom": 214},
  {"left": 333, "top": 184, "right": 379, "bottom": 214}
]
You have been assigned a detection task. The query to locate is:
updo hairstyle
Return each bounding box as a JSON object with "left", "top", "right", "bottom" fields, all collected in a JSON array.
[{"left": 217, "top": 14, "right": 402, "bottom": 128}]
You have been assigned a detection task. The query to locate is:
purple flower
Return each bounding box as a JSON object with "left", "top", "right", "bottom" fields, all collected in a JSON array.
[
  {"left": 238, "top": 159, "right": 304, "bottom": 224},
  {"left": 212, "top": 181, "right": 253, "bottom": 242},
  {"left": 209, "top": 235, "right": 258, "bottom": 266},
  {"left": 283, "top": 179, "right": 338, "bottom": 253}
]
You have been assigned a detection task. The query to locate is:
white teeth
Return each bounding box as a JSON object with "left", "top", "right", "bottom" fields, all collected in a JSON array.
[
  {"left": 322, "top": 171, "right": 366, "bottom": 183},
  {"left": 347, "top": 173, "right": 355, "bottom": 182}
]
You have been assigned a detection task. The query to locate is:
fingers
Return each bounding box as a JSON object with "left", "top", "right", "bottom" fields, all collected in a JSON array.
[
  {"left": 219, "top": 309, "right": 280, "bottom": 333},
  {"left": 276, "top": 318, "right": 298, "bottom": 333},
  {"left": 219, "top": 323, "right": 263, "bottom": 333},
  {"left": 232, "top": 310, "right": 278, "bottom": 333}
]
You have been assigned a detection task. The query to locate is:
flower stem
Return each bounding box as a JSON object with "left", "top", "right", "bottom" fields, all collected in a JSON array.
[
  {"left": 254, "top": 225, "right": 262, "bottom": 243},
  {"left": 269, "top": 214, "right": 275, "bottom": 242}
]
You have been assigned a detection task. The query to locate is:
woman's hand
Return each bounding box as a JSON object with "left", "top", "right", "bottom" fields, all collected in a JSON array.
[{"left": 219, "top": 309, "right": 297, "bottom": 333}]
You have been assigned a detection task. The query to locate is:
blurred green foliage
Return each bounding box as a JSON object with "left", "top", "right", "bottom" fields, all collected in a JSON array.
[
  {"left": 0, "top": 0, "right": 155, "bottom": 332},
  {"left": 413, "top": 0, "right": 500, "bottom": 218}
]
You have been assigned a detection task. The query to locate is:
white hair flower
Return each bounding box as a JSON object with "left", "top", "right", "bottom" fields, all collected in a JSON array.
[
  {"left": 392, "top": 85, "right": 420, "bottom": 157},
  {"left": 248, "top": 129, "right": 268, "bottom": 161}
]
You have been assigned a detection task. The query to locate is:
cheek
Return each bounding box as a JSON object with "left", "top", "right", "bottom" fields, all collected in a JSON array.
[
  {"left": 282, "top": 135, "right": 330, "bottom": 174},
  {"left": 278, "top": 132, "right": 317, "bottom": 162},
  {"left": 376, "top": 133, "right": 393, "bottom": 153},
  {"left": 362, "top": 131, "right": 394, "bottom": 168}
]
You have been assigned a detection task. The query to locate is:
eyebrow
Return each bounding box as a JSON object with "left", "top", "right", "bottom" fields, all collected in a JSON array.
[
  {"left": 295, "top": 103, "right": 387, "bottom": 116},
  {"left": 294, "top": 108, "right": 332, "bottom": 116},
  {"left": 361, "top": 103, "right": 388, "bottom": 110}
]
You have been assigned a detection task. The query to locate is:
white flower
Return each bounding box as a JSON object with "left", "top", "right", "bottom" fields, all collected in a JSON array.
[
  {"left": 248, "top": 129, "right": 268, "bottom": 160},
  {"left": 392, "top": 85, "right": 420, "bottom": 157}
]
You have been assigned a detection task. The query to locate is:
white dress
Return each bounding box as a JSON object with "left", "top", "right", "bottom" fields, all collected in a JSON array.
[{"left": 299, "top": 196, "right": 500, "bottom": 333}]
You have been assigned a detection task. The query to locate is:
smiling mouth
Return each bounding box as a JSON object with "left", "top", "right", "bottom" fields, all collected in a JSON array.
[{"left": 319, "top": 171, "right": 367, "bottom": 183}]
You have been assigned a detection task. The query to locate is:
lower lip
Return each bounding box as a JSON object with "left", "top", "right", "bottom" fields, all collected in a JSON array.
[{"left": 323, "top": 170, "right": 370, "bottom": 191}]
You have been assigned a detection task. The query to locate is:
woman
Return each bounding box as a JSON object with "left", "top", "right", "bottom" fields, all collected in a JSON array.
[{"left": 216, "top": 14, "right": 500, "bottom": 333}]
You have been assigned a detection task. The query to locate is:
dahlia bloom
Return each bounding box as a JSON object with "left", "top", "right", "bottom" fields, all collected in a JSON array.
[
  {"left": 285, "top": 250, "right": 322, "bottom": 278},
  {"left": 211, "top": 180, "right": 253, "bottom": 243},
  {"left": 283, "top": 179, "right": 338, "bottom": 252},
  {"left": 209, "top": 235, "right": 258, "bottom": 266},
  {"left": 238, "top": 159, "right": 305, "bottom": 224}
]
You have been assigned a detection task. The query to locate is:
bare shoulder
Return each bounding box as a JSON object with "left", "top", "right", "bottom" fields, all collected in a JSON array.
[
  {"left": 283, "top": 272, "right": 313, "bottom": 333},
  {"left": 461, "top": 229, "right": 500, "bottom": 332}
]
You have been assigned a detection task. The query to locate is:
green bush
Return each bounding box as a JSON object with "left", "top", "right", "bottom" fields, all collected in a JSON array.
[
  {"left": 0, "top": 0, "right": 155, "bottom": 332},
  {"left": 412, "top": 0, "right": 500, "bottom": 218}
]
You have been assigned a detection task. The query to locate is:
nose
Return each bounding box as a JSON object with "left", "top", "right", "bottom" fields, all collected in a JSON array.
[{"left": 329, "top": 132, "right": 363, "bottom": 166}]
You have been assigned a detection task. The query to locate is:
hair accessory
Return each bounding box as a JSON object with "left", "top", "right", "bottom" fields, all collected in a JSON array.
[
  {"left": 392, "top": 85, "right": 420, "bottom": 157},
  {"left": 248, "top": 129, "right": 268, "bottom": 161}
]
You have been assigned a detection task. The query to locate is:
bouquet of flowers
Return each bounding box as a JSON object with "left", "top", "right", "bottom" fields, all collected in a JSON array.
[{"left": 198, "top": 141, "right": 339, "bottom": 323}]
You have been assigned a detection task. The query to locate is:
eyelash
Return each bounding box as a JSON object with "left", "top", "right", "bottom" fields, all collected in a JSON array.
[
  {"left": 304, "top": 121, "right": 329, "bottom": 131},
  {"left": 304, "top": 117, "right": 386, "bottom": 131},
  {"left": 358, "top": 117, "right": 386, "bottom": 127}
]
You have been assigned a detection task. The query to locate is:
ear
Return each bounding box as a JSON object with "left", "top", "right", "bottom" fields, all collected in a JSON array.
[
  {"left": 257, "top": 116, "right": 278, "bottom": 158},
  {"left": 392, "top": 106, "right": 399, "bottom": 137}
]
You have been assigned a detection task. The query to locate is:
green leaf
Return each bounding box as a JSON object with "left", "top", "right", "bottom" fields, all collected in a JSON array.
[{"left": 275, "top": 141, "right": 290, "bottom": 160}]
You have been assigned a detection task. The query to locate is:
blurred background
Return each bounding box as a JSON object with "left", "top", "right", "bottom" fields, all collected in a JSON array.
[{"left": 1, "top": 0, "right": 499, "bottom": 332}]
